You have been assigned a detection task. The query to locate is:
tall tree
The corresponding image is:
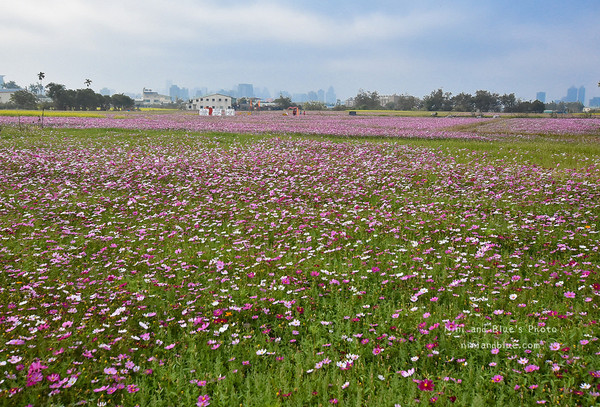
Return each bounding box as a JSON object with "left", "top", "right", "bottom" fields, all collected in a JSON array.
[
  {"left": 473, "top": 90, "right": 500, "bottom": 112},
  {"left": 1, "top": 80, "right": 21, "bottom": 89},
  {"left": 45, "top": 83, "right": 69, "bottom": 110},
  {"left": 37, "top": 72, "right": 45, "bottom": 95},
  {"left": 452, "top": 92, "right": 474, "bottom": 112},
  {"left": 84, "top": 79, "right": 92, "bottom": 88},
  {"left": 10, "top": 90, "right": 38, "bottom": 109},
  {"left": 354, "top": 89, "right": 380, "bottom": 109},
  {"left": 424, "top": 88, "right": 453, "bottom": 111},
  {"left": 274, "top": 94, "right": 293, "bottom": 110},
  {"left": 395, "top": 94, "right": 422, "bottom": 111},
  {"left": 500, "top": 93, "right": 517, "bottom": 112},
  {"left": 111, "top": 94, "right": 135, "bottom": 110}
]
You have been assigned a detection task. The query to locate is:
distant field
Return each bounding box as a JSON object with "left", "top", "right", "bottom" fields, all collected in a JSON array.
[
  {"left": 0, "top": 117, "right": 599, "bottom": 406},
  {"left": 0, "top": 109, "right": 107, "bottom": 118}
]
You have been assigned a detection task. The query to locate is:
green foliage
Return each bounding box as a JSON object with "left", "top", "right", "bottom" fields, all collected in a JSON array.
[
  {"left": 302, "top": 101, "right": 327, "bottom": 110},
  {"left": 274, "top": 95, "right": 293, "bottom": 110},
  {"left": 0, "top": 125, "right": 598, "bottom": 407},
  {"left": 474, "top": 89, "right": 501, "bottom": 112},
  {"left": 354, "top": 89, "right": 381, "bottom": 109},
  {"left": 45, "top": 82, "right": 135, "bottom": 111},
  {"left": 1, "top": 80, "right": 21, "bottom": 89},
  {"left": 111, "top": 93, "right": 135, "bottom": 110},
  {"left": 9, "top": 90, "right": 38, "bottom": 109},
  {"left": 423, "top": 88, "right": 453, "bottom": 111}
]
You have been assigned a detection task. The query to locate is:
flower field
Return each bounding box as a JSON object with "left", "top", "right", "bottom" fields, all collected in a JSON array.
[
  {"left": 2, "top": 110, "right": 600, "bottom": 140},
  {"left": 0, "top": 114, "right": 599, "bottom": 406}
]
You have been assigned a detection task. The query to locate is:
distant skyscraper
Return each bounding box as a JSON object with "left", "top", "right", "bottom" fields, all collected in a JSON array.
[
  {"left": 565, "top": 86, "right": 578, "bottom": 102},
  {"left": 577, "top": 86, "right": 585, "bottom": 105},
  {"left": 237, "top": 83, "right": 254, "bottom": 98},
  {"left": 317, "top": 89, "right": 325, "bottom": 103},
  {"left": 325, "top": 86, "right": 336, "bottom": 105},
  {"left": 169, "top": 84, "right": 189, "bottom": 101},
  {"left": 536, "top": 92, "right": 546, "bottom": 103},
  {"left": 0, "top": 75, "right": 5, "bottom": 87}
]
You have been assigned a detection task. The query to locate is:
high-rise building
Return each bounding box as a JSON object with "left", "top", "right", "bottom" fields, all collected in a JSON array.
[
  {"left": 589, "top": 97, "right": 600, "bottom": 108},
  {"left": 0, "top": 75, "right": 5, "bottom": 87},
  {"left": 325, "top": 86, "right": 336, "bottom": 105},
  {"left": 317, "top": 89, "right": 325, "bottom": 103},
  {"left": 536, "top": 92, "right": 546, "bottom": 103},
  {"left": 577, "top": 86, "right": 585, "bottom": 105},
  {"left": 237, "top": 83, "right": 254, "bottom": 98},
  {"left": 169, "top": 84, "right": 189, "bottom": 101},
  {"left": 564, "top": 86, "right": 578, "bottom": 102}
]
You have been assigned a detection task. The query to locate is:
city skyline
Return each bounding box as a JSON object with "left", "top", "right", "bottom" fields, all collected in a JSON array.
[
  {"left": 3, "top": 72, "right": 597, "bottom": 108},
  {"left": 1, "top": 1, "right": 599, "bottom": 103}
]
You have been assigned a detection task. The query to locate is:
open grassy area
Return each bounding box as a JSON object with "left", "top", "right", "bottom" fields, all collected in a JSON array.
[{"left": 0, "top": 123, "right": 599, "bottom": 406}]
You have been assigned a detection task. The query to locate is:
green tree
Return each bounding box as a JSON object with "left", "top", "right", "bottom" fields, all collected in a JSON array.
[
  {"left": 38, "top": 72, "right": 45, "bottom": 95},
  {"left": 500, "top": 93, "right": 517, "bottom": 112},
  {"left": 530, "top": 100, "right": 545, "bottom": 113},
  {"left": 28, "top": 83, "right": 43, "bottom": 94},
  {"left": 473, "top": 90, "right": 500, "bottom": 112},
  {"left": 302, "top": 101, "right": 326, "bottom": 111},
  {"left": 354, "top": 89, "right": 380, "bottom": 109},
  {"left": 274, "top": 94, "right": 293, "bottom": 110},
  {"left": 1, "top": 80, "right": 21, "bottom": 89},
  {"left": 10, "top": 90, "right": 38, "bottom": 109},
  {"left": 45, "top": 82, "right": 68, "bottom": 110},
  {"left": 423, "top": 88, "right": 452, "bottom": 111},
  {"left": 84, "top": 78, "right": 92, "bottom": 88},
  {"left": 111, "top": 94, "right": 135, "bottom": 110},
  {"left": 100, "top": 95, "right": 113, "bottom": 111},
  {"left": 452, "top": 92, "right": 474, "bottom": 112},
  {"left": 75, "top": 88, "right": 99, "bottom": 110},
  {"left": 395, "top": 94, "right": 422, "bottom": 110}
]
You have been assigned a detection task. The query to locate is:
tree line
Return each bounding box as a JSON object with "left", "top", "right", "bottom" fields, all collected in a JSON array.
[
  {"left": 1, "top": 78, "right": 135, "bottom": 111},
  {"left": 44, "top": 83, "right": 135, "bottom": 111},
  {"left": 351, "top": 88, "right": 586, "bottom": 113}
]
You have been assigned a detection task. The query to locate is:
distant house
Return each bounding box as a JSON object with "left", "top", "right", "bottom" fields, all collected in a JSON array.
[
  {"left": 0, "top": 89, "right": 19, "bottom": 104},
  {"left": 187, "top": 93, "right": 233, "bottom": 111},
  {"left": 136, "top": 88, "right": 172, "bottom": 106}
]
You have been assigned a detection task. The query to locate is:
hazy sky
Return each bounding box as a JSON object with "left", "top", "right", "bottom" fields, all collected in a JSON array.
[{"left": 2, "top": 0, "right": 599, "bottom": 102}]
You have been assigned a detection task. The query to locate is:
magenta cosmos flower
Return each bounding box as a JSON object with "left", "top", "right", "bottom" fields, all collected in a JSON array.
[
  {"left": 418, "top": 379, "right": 435, "bottom": 391},
  {"left": 197, "top": 394, "right": 211, "bottom": 407}
]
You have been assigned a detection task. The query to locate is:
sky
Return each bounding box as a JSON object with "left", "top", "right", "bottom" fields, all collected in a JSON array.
[{"left": 1, "top": 0, "right": 599, "bottom": 102}]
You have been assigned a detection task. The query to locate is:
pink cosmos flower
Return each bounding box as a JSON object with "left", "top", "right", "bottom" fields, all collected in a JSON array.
[
  {"left": 418, "top": 379, "right": 435, "bottom": 391},
  {"left": 197, "top": 394, "right": 211, "bottom": 407},
  {"left": 563, "top": 291, "right": 575, "bottom": 298},
  {"left": 524, "top": 364, "right": 540, "bottom": 373},
  {"left": 491, "top": 375, "right": 503, "bottom": 383},
  {"left": 127, "top": 384, "right": 140, "bottom": 393}
]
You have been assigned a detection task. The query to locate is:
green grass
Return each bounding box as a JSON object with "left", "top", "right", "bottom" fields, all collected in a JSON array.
[{"left": 0, "top": 126, "right": 598, "bottom": 406}]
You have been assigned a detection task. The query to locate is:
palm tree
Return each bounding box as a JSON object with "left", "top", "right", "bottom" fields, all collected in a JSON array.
[
  {"left": 84, "top": 79, "right": 92, "bottom": 88},
  {"left": 37, "top": 72, "right": 45, "bottom": 95}
]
